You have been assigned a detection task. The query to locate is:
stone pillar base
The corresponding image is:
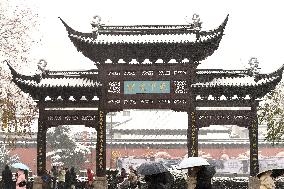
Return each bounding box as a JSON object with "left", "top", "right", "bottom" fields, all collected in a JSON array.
[
  {"left": 248, "top": 176, "right": 260, "bottom": 189},
  {"left": 32, "top": 176, "right": 43, "bottom": 189},
  {"left": 93, "top": 176, "right": 108, "bottom": 189},
  {"left": 186, "top": 176, "right": 197, "bottom": 189}
]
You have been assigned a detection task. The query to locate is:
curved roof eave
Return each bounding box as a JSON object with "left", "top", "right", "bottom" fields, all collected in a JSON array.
[
  {"left": 59, "top": 15, "right": 229, "bottom": 63},
  {"left": 6, "top": 63, "right": 102, "bottom": 100},
  {"left": 192, "top": 64, "right": 284, "bottom": 98}
]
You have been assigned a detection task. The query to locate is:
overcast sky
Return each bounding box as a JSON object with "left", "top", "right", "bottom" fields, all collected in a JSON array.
[{"left": 32, "top": 0, "right": 284, "bottom": 73}]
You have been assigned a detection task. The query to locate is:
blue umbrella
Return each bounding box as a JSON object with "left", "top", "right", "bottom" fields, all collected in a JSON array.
[{"left": 11, "top": 163, "right": 29, "bottom": 170}]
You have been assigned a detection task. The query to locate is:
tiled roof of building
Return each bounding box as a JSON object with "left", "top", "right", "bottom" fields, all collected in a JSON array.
[
  {"left": 59, "top": 15, "right": 228, "bottom": 63},
  {"left": 194, "top": 65, "right": 284, "bottom": 88},
  {"left": 14, "top": 77, "right": 101, "bottom": 88},
  {"left": 192, "top": 74, "right": 280, "bottom": 87},
  {"left": 7, "top": 63, "right": 101, "bottom": 88}
]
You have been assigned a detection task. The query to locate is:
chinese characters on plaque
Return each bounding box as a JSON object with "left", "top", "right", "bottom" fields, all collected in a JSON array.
[
  {"left": 190, "top": 111, "right": 197, "bottom": 157},
  {"left": 124, "top": 81, "right": 170, "bottom": 94},
  {"left": 98, "top": 110, "right": 104, "bottom": 170}
]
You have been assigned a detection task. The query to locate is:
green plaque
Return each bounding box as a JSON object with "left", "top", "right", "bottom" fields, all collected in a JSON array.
[{"left": 124, "top": 81, "right": 170, "bottom": 94}]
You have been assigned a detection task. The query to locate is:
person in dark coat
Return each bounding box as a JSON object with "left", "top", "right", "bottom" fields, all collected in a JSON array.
[
  {"left": 2, "top": 165, "right": 13, "bottom": 189},
  {"left": 65, "top": 168, "right": 71, "bottom": 189},
  {"left": 145, "top": 172, "right": 172, "bottom": 189},
  {"left": 69, "top": 167, "right": 77, "bottom": 189},
  {"left": 118, "top": 168, "right": 127, "bottom": 183},
  {"left": 41, "top": 170, "right": 51, "bottom": 189},
  {"left": 196, "top": 165, "right": 216, "bottom": 189},
  {"left": 50, "top": 166, "right": 58, "bottom": 189}
]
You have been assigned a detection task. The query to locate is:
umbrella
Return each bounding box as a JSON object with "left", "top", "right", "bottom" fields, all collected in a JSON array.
[
  {"left": 11, "top": 163, "right": 29, "bottom": 170},
  {"left": 271, "top": 169, "right": 284, "bottom": 178},
  {"left": 178, "top": 157, "right": 210, "bottom": 169},
  {"left": 137, "top": 162, "right": 168, "bottom": 175},
  {"left": 257, "top": 168, "right": 284, "bottom": 178}
]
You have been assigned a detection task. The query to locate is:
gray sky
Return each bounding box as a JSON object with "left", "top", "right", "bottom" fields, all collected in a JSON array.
[{"left": 33, "top": 0, "right": 284, "bottom": 73}]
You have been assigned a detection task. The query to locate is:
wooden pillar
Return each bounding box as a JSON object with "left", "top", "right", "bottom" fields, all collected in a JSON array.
[
  {"left": 187, "top": 109, "right": 198, "bottom": 157},
  {"left": 249, "top": 103, "right": 259, "bottom": 176},
  {"left": 37, "top": 103, "right": 46, "bottom": 176},
  {"left": 96, "top": 108, "right": 107, "bottom": 177},
  {"left": 187, "top": 108, "right": 199, "bottom": 189}
]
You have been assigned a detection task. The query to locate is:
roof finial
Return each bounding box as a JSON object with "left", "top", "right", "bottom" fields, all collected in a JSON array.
[
  {"left": 192, "top": 13, "right": 202, "bottom": 30},
  {"left": 37, "top": 59, "right": 47, "bottom": 72},
  {"left": 91, "top": 15, "right": 101, "bottom": 38},
  {"left": 36, "top": 59, "right": 48, "bottom": 80},
  {"left": 247, "top": 57, "right": 261, "bottom": 76}
]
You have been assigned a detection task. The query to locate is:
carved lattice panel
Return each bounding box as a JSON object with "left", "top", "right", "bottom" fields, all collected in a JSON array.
[
  {"left": 174, "top": 70, "right": 187, "bottom": 76},
  {"left": 43, "top": 110, "right": 98, "bottom": 127},
  {"left": 157, "top": 99, "right": 171, "bottom": 104},
  {"left": 108, "top": 71, "right": 120, "bottom": 76},
  {"left": 173, "top": 80, "right": 188, "bottom": 93},
  {"left": 173, "top": 99, "right": 187, "bottom": 104},
  {"left": 124, "top": 71, "right": 136, "bottom": 76},
  {"left": 108, "top": 81, "right": 121, "bottom": 93},
  {"left": 158, "top": 70, "right": 171, "bottom": 76},
  {"left": 124, "top": 99, "right": 137, "bottom": 105},
  {"left": 196, "top": 110, "right": 252, "bottom": 127},
  {"left": 141, "top": 71, "right": 154, "bottom": 76},
  {"left": 140, "top": 99, "right": 154, "bottom": 104},
  {"left": 107, "top": 99, "right": 121, "bottom": 105}
]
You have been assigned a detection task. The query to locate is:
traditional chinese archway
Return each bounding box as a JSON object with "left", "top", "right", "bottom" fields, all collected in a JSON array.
[{"left": 7, "top": 15, "right": 284, "bottom": 187}]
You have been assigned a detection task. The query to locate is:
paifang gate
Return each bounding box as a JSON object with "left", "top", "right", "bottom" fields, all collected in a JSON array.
[{"left": 7, "top": 14, "right": 284, "bottom": 180}]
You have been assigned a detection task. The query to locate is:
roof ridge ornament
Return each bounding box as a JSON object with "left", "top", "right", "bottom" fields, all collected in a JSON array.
[
  {"left": 91, "top": 15, "right": 102, "bottom": 38},
  {"left": 36, "top": 59, "right": 48, "bottom": 76},
  {"left": 247, "top": 57, "right": 260, "bottom": 76},
  {"left": 185, "top": 14, "right": 202, "bottom": 30},
  {"left": 191, "top": 14, "right": 202, "bottom": 30}
]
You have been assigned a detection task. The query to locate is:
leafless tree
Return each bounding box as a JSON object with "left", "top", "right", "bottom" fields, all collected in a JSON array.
[{"left": 0, "top": 0, "right": 41, "bottom": 147}]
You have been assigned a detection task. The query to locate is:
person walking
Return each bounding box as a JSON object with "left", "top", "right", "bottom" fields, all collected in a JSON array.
[
  {"left": 128, "top": 166, "right": 138, "bottom": 189},
  {"left": 16, "top": 169, "right": 27, "bottom": 189},
  {"left": 65, "top": 168, "right": 71, "bottom": 189},
  {"left": 196, "top": 165, "right": 216, "bottom": 189},
  {"left": 87, "top": 168, "right": 94, "bottom": 189},
  {"left": 41, "top": 170, "right": 51, "bottom": 189},
  {"left": 57, "top": 167, "right": 66, "bottom": 189},
  {"left": 69, "top": 167, "right": 77, "bottom": 189},
  {"left": 145, "top": 173, "right": 167, "bottom": 189},
  {"left": 2, "top": 165, "right": 13, "bottom": 189},
  {"left": 118, "top": 168, "right": 127, "bottom": 183},
  {"left": 50, "top": 166, "right": 58, "bottom": 189}
]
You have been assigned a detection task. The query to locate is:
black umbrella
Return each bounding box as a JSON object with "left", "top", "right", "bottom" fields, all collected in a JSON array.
[
  {"left": 257, "top": 168, "right": 284, "bottom": 178},
  {"left": 271, "top": 169, "right": 284, "bottom": 178},
  {"left": 137, "top": 162, "right": 168, "bottom": 176}
]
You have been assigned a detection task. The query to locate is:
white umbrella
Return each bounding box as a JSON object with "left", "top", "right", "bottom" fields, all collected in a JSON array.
[
  {"left": 11, "top": 163, "right": 29, "bottom": 170},
  {"left": 178, "top": 157, "right": 210, "bottom": 169}
]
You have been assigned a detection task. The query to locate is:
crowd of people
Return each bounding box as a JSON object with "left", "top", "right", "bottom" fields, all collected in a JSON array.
[
  {"left": 40, "top": 166, "right": 95, "bottom": 189},
  {"left": 117, "top": 166, "right": 140, "bottom": 189},
  {"left": 3, "top": 163, "right": 283, "bottom": 189},
  {"left": 2, "top": 165, "right": 29, "bottom": 189},
  {"left": 1, "top": 165, "right": 95, "bottom": 189}
]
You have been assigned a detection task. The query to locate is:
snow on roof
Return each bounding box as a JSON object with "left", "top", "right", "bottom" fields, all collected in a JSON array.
[{"left": 193, "top": 75, "right": 278, "bottom": 87}]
